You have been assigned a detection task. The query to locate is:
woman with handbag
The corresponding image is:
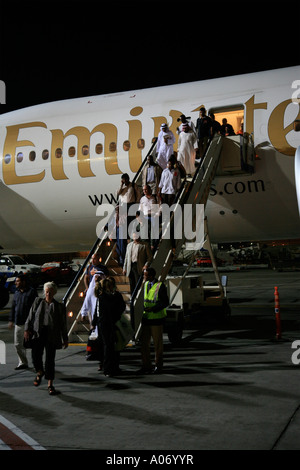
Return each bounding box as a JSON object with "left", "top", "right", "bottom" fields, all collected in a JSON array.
[
  {"left": 24, "top": 282, "right": 68, "bottom": 395},
  {"left": 92, "top": 277, "right": 126, "bottom": 377}
]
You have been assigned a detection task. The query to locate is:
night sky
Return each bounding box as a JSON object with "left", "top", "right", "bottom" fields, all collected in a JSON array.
[{"left": 1, "top": 1, "right": 299, "bottom": 113}]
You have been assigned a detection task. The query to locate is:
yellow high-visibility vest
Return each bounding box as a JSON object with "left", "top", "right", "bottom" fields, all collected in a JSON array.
[{"left": 143, "top": 281, "right": 167, "bottom": 320}]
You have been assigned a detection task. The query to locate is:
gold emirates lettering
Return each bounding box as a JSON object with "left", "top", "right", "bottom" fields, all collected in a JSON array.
[{"left": 2, "top": 99, "right": 300, "bottom": 185}]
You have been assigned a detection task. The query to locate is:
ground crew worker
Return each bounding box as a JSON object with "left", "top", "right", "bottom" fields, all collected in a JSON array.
[{"left": 138, "top": 267, "right": 169, "bottom": 374}]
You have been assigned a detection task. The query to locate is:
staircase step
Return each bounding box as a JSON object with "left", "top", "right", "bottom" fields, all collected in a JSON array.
[
  {"left": 117, "top": 284, "right": 131, "bottom": 292},
  {"left": 113, "top": 275, "right": 129, "bottom": 283}
]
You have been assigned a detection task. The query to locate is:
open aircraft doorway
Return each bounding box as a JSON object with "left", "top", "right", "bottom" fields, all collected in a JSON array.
[
  {"left": 209, "top": 105, "right": 254, "bottom": 175},
  {"left": 210, "top": 105, "right": 244, "bottom": 135}
]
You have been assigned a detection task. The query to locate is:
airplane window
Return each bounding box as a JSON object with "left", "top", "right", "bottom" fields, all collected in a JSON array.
[
  {"left": 17, "top": 152, "right": 23, "bottom": 163},
  {"left": 109, "top": 142, "right": 116, "bottom": 152},
  {"left": 4, "top": 154, "right": 11, "bottom": 164},
  {"left": 82, "top": 145, "right": 89, "bottom": 156},
  {"left": 29, "top": 151, "right": 36, "bottom": 162},
  {"left": 55, "top": 148, "right": 62, "bottom": 158},
  {"left": 68, "top": 146, "right": 76, "bottom": 157},
  {"left": 123, "top": 140, "right": 130, "bottom": 151},
  {"left": 42, "top": 150, "right": 49, "bottom": 160},
  {"left": 137, "top": 139, "right": 145, "bottom": 149},
  {"left": 95, "top": 143, "right": 103, "bottom": 155}
]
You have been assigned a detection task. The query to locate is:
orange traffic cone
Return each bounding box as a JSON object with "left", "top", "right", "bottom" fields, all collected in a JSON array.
[{"left": 274, "top": 286, "right": 282, "bottom": 340}]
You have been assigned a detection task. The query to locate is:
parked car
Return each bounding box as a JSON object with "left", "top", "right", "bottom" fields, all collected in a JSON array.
[
  {"left": 196, "top": 256, "right": 225, "bottom": 267},
  {"left": 0, "top": 255, "right": 40, "bottom": 275},
  {"left": 0, "top": 254, "right": 42, "bottom": 291},
  {"left": 196, "top": 256, "right": 212, "bottom": 267},
  {"left": 41, "top": 261, "right": 77, "bottom": 286}
]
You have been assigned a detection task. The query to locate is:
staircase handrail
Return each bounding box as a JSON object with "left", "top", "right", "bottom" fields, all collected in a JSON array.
[{"left": 63, "top": 137, "right": 158, "bottom": 306}]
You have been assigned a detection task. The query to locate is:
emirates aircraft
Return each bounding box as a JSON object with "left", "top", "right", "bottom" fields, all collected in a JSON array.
[{"left": 0, "top": 66, "right": 300, "bottom": 254}]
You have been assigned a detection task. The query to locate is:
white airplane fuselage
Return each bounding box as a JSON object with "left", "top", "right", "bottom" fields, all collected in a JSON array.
[{"left": 0, "top": 66, "right": 300, "bottom": 254}]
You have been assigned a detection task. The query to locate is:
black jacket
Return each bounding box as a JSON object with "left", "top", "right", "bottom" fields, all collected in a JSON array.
[
  {"left": 92, "top": 291, "right": 126, "bottom": 328},
  {"left": 10, "top": 287, "right": 38, "bottom": 325}
]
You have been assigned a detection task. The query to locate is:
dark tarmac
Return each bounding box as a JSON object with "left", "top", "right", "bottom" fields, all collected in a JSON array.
[{"left": 1, "top": 268, "right": 300, "bottom": 454}]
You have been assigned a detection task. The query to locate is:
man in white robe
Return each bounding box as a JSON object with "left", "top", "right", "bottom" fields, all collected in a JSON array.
[
  {"left": 81, "top": 270, "right": 107, "bottom": 327},
  {"left": 177, "top": 123, "right": 198, "bottom": 175},
  {"left": 177, "top": 114, "right": 196, "bottom": 134},
  {"left": 81, "top": 270, "right": 106, "bottom": 363},
  {"left": 156, "top": 123, "right": 175, "bottom": 169}
]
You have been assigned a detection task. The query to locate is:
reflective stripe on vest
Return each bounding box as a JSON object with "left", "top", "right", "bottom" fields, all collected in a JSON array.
[{"left": 143, "top": 281, "right": 167, "bottom": 320}]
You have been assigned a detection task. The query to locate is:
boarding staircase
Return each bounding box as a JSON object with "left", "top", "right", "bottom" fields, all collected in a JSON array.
[
  {"left": 131, "top": 134, "right": 224, "bottom": 338},
  {"left": 64, "top": 134, "right": 224, "bottom": 343},
  {"left": 64, "top": 138, "right": 158, "bottom": 342}
]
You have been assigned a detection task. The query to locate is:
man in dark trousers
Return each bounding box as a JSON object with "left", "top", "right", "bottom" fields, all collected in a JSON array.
[
  {"left": 8, "top": 274, "right": 38, "bottom": 369},
  {"left": 196, "top": 107, "right": 212, "bottom": 158},
  {"left": 139, "top": 267, "right": 169, "bottom": 374}
]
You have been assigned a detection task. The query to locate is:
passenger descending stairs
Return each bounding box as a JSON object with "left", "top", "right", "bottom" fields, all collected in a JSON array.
[
  {"left": 131, "top": 134, "right": 224, "bottom": 339},
  {"left": 64, "top": 134, "right": 224, "bottom": 343},
  {"left": 64, "top": 139, "right": 158, "bottom": 343}
]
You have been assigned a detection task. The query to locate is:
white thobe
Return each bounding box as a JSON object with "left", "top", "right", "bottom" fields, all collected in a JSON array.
[
  {"left": 178, "top": 120, "right": 196, "bottom": 134},
  {"left": 177, "top": 130, "right": 198, "bottom": 174},
  {"left": 156, "top": 129, "right": 175, "bottom": 169},
  {"left": 81, "top": 270, "right": 105, "bottom": 335}
]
